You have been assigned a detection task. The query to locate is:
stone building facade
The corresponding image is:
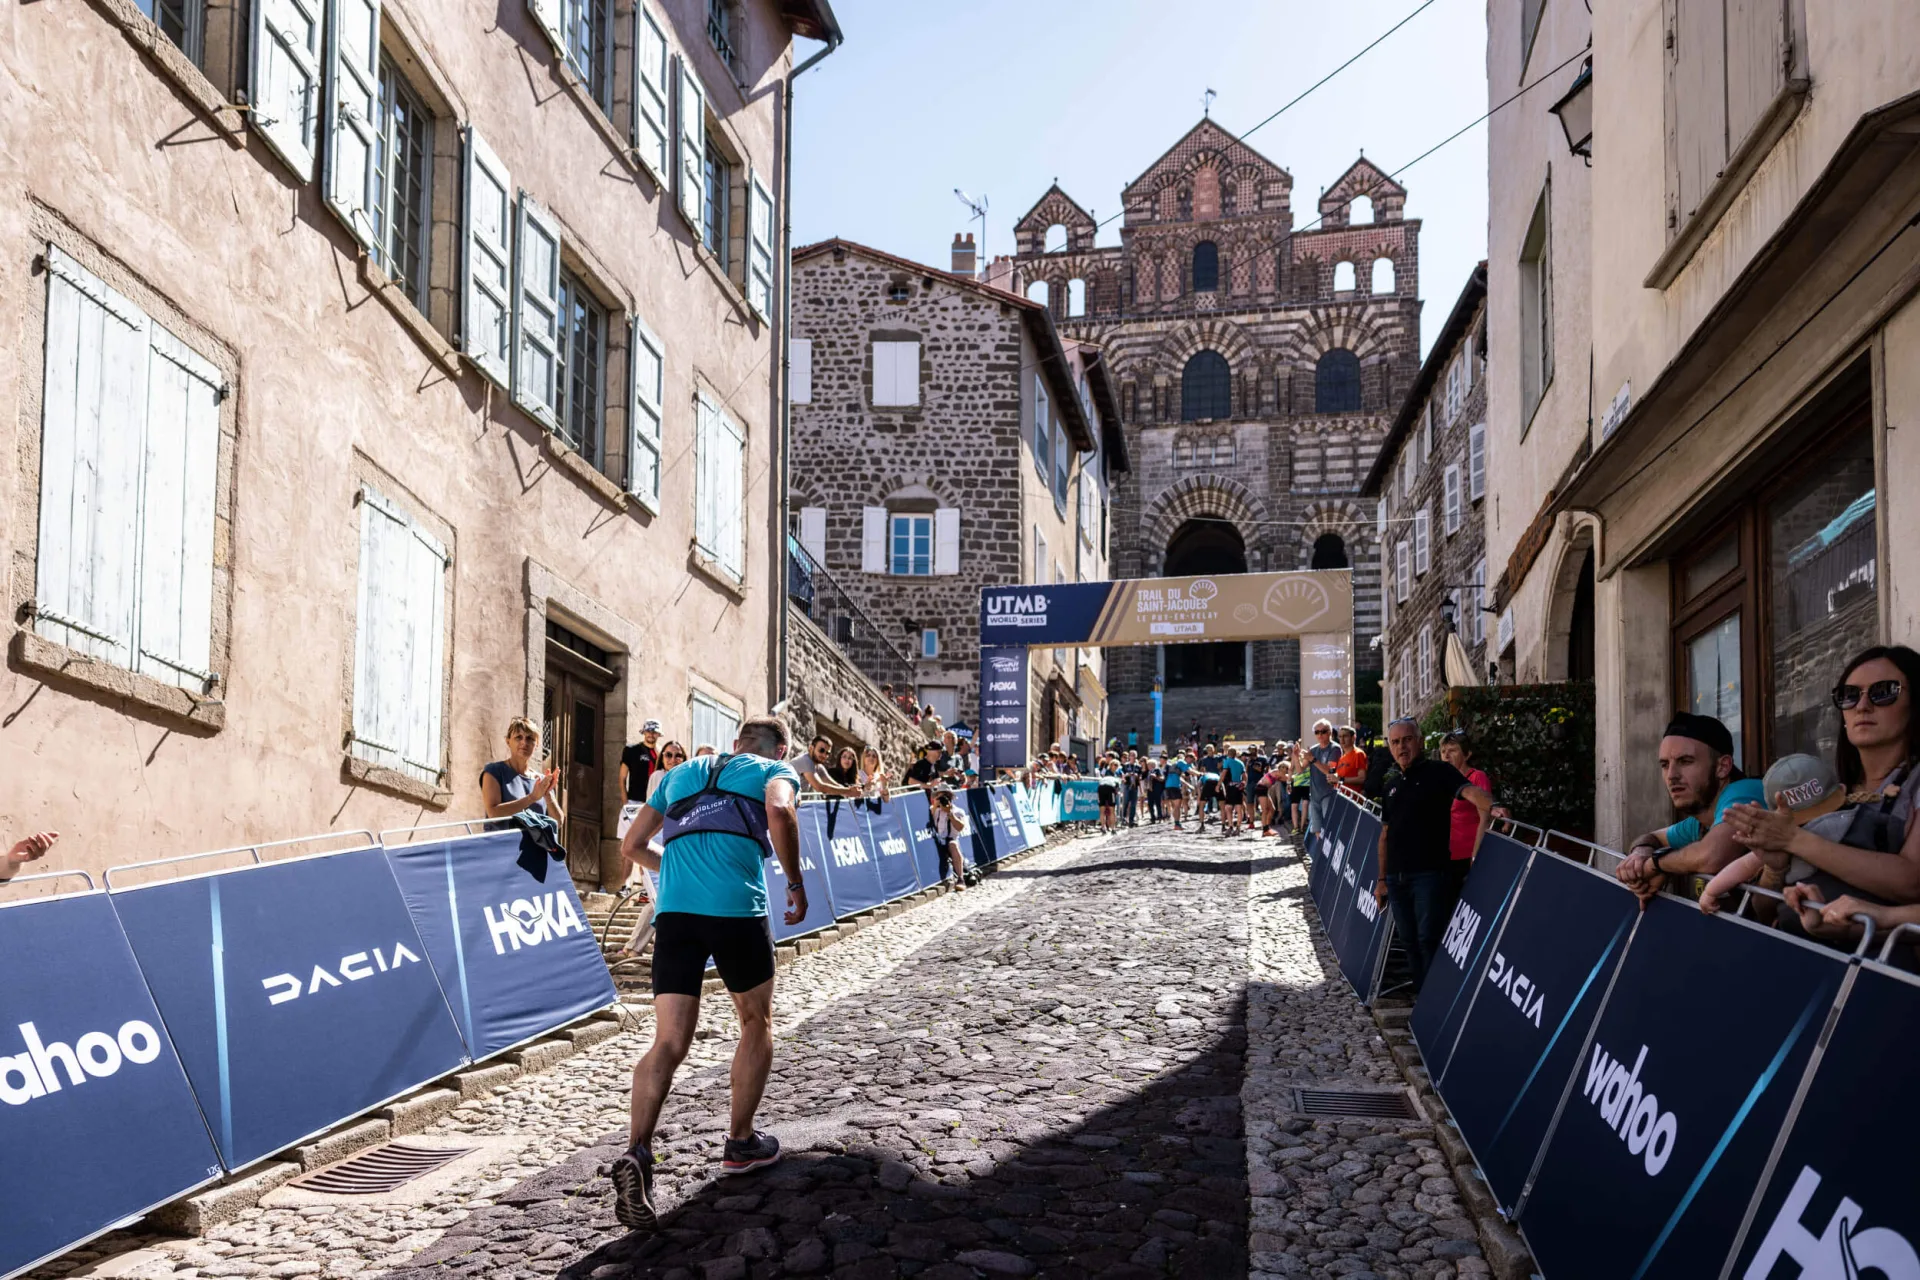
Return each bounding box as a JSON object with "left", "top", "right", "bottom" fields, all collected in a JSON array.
[
  {"left": 1361, "top": 266, "right": 1490, "bottom": 725},
  {"left": 788, "top": 239, "right": 1124, "bottom": 764},
  {"left": 995, "top": 120, "right": 1421, "bottom": 745},
  {"left": 0, "top": 0, "right": 837, "bottom": 887}
]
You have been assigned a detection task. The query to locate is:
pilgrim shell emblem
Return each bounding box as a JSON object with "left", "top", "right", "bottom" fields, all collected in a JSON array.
[{"left": 1263, "top": 576, "right": 1332, "bottom": 630}]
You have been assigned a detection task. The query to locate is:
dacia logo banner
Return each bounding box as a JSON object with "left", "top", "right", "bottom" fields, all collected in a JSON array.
[
  {"left": 108, "top": 844, "right": 468, "bottom": 1171},
  {"left": 0, "top": 891, "right": 222, "bottom": 1279},
  {"left": 385, "top": 831, "right": 614, "bottom": 1063},
  {"left": 1410, "top": 832, "right": 1532, "bottom": 1082}
]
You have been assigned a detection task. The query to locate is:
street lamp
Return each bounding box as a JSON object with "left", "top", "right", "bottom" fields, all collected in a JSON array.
[
  {"left": 1550, "top": 57, "right": 1594, "bottom": 162},
  {"left": 1439, "top": 595, "right": 1458, "bottom": 634}
]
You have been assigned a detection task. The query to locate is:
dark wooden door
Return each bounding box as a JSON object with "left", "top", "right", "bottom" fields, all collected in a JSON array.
[{"left": 543, "top": 660, "right": 610, "bottom": 887}]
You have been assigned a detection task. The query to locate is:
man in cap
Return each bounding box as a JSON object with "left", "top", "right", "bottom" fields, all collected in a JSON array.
[
  {"left": 620, "top": 720, "right": 665, "bottom": 803},
  {"left": 1615, "top": 713, "right": 1764, "bottom": 903}
]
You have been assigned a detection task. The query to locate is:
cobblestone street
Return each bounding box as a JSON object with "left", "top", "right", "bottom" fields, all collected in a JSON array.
[{"left": 52, "top": 825, "right": 1482, "bottom": 1280}]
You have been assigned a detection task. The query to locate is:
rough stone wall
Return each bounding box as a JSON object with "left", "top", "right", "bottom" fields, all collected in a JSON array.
[{"left": 785, "top": 606, "right": 927, "bottom": 772}]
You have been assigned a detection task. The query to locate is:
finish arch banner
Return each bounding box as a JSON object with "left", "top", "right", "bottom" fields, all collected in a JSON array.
[
  {"left": 383, "top": 832, "right": 615, "bottom": 1064},
  {"left": 1517, "top": 897, "right": 1850, "bottom": 1279},
  {"left": 0, "top": 891, "right": 223, "bottom": 1279},
  {"left": 1410, "top": 832, "right": 1534, "bottom": 1083},
  {"left": 109, "top": 846, "right": 469, "bottom": 1171},
  {"left": 860, "top": 798, "right": 923, "bottom": 902},
  {"left": 814, "top": 799, "right": 885, "bottom": 915}
]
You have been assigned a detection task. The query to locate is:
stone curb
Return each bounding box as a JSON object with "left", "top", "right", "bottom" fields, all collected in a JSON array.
[{"left": 1370, "top": 1001, "right": 1539, "bottom": 1280}]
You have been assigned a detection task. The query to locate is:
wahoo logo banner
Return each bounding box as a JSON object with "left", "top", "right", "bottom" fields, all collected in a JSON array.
[
  {"left": 1431, "top": 850, "right": 1636, "bottom": 1210},
  {"left": 1726, "top": 960, "right": 1920, "bottom": 1278},
  {"left": 860, "top": 798, "right": 923, "bottom": 902},
  {"left": 814, "top": 799, "right": 885, "bottom": 916},
  {"left": 766, "top": 809, "right": 837, "bottom": 941},
  {"left": 384, "top": 831, "right": 614, "bottom": 1064},
  {"left": 1411, "top": 832, "right": 1533, "bottom": 1082},
  {"left": 0, "top": 890, "right": 222, "bottom": 1279},
  {"left": 1519, "top": 895, "right": 1849, "bottom": 1279},
  {"left": 109, "top": 845, "right": 468, "bottom": 1171},
  {"left": 895, "top": 789, "right": 951, "bottom": 887}
]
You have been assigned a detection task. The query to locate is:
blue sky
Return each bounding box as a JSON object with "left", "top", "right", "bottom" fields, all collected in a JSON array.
[{"left": 789, "top": 0, "right": 1491, "bottom": 358}]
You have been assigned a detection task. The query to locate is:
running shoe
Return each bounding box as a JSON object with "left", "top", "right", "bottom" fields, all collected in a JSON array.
[
  {"left": 607, "top": 1143, "right": 657, "bottom": 1232},
  {"left": 721, "top": 1130, "right": 782, "bottom": 1175}
]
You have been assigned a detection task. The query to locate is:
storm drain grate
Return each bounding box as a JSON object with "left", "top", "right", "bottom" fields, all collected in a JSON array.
[
  {"left": 289, "top": 1142, "right": 476, "bottom": 1195},
  {"left": 1291, "top": 1088, "right": 1420, "bottom": 1120}
]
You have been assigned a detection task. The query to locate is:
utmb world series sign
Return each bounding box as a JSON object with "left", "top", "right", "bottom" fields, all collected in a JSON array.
[{"left": 976, "top": 570, "right": 1354, "bottom": 765}]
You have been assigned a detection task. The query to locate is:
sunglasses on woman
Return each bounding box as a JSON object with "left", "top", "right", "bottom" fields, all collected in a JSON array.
[
  {"left": 1832, "top": 679, "right": 1903, "bottom": 710},
  {"left": 662, "top": 751, "right": 686, "bottom": 762}
]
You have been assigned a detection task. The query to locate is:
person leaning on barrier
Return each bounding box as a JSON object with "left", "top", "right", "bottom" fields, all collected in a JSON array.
[
  {"left": 1375, "top": 718, "right": 1494, "bottom": 994},
  {"left": 790, "top": 734, "right": 860, "bottom": 798},
  {"left": 1613, "top": 713, "right": 1758, "bottom": 904},
  {"left": 481, "top": 717, "right": 566, "bottom": 828},
  {"left": 609, "top": 715, "right": 805, "bottom": 1231},
  {"left": 904, "top": 743, "right": 938, "bottom": 790},
  {"left": 0, "top": 831, "right": 59, "bottom": 882}
]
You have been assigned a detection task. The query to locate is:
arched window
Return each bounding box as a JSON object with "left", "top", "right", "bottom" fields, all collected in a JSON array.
[
  {"left": 1333, "top": 261, "right": 1357, "bottom": 292},
  {"left": 1316, "top": 348, "right": 1361, "bottom": 413},
  {"left": 1311, "top": 533, "right": 1349, "bottom": 569},
  {"left": 1177, "top": 185, "right": 1193, "bottom": 220},
  {"left": 1372, "top": 257, "right": 1396, "bottom": 294},
  {"left": 1173, "top": 437, "right": 1194, "bottom": 465},
  {"left": 1044, "top": 223, "right": 1067, "bottom": 253},
  {"left": 1026, "top": 279, "right": 1049, "bottom": 307},
  {"left": 1067, "top": 278, "right": 1086, "bottom": 317},
  {"left": 1181, "top": 350, "right": 1231, "bottom": 420},
  {"left": 1222, "top": 181, "right": 1238, "bottom": 216},
  {"left": 1192, "top": 241, "right": 1219, "bottom": 292},
  {"left": 1350, "top": 195, "right": 1374, "bottom": 224}
]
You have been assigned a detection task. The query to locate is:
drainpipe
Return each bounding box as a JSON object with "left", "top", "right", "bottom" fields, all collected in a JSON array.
[{"left": 776, "top": 17, "right": 843, "bottom": 716}]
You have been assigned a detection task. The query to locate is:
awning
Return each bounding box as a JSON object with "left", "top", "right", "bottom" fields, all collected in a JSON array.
[{"left": 1444, "top": 633, "right": 1481, "bottom": 689}]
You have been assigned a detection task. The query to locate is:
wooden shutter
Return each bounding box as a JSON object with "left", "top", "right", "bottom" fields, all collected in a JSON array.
[
  {"left": 747, "top": 167, "right": 774, "bottom": 320},
  {"left": 1415, "top": 508, "right": 1430, "bottom": 575},
  {"left": 627, "top": 315, "right": 664, "bottom": 508},
  {"left": 1034, "top": 377, "right": 1049, "bottom": 476},
  {"left": 35, "top": 247, "right": 149, "bottom": 665},
  {"left": 1053, "top": 430, "right": 1068, "bottom": 505},
  {"left": 1443, "top": 465, "right": 1461, "bottom": 535},
  {"left": 462, "top": 128, "right": 514, "bottom": 386},
  {"left": 790, "top": 338, "right": 812, "bottom": 404},
  {"left": 512, "top": 193, "right": 562, "bottom": 427},
  {"left": 631, "top": 3, "right": 670, "bottom": 183},
  {"left": 860, "top": 506, "right": 885, "bottom": 573},
  {"left": 353, "top": 487, "right": 447, "bottom": 783},
  {"left": 1396, "top": 541, "right": 1410, "bottom": 602},
  {"left": 694, "top": 396, "right": 716, "bottom": 558},
  {"left": 251, "top": 0, "right": 324, "bottom": 179},
  {"left": 676, "top": 58, "right": 705, "bottom": 229},
  {"left": 868, "top": 341, "right": 890, "bottom": 405},
  {"left": 1376, "top": 499, "right": 1386, "bottom": 537},
  {"left": 717, "top": 410, "right": 744, "bottom": 578},
  {"left": 399, "top": 517, "right": 448, "bottom": 782},
  {"left": 934, "top": 508, "right": 960, "bottom": 575},
  {"left": 1726, "top": 0, "right": 1789, "bottom": 153},
  {"left": 528, "top": 0, "right": 567, "bottom": 57},
  {"left": 798, "top": 506, "right": 826, "bottom": 564},
  {"left": 895, "top": 341, "right": 919, "bottom": 404},
  {"left": 1670, "top": 0, "right": 1729, "bottom": 228},
  {"left": 1469, "top": 423, "right": 1486, "bottom": 500},
  {"left": 136, "top": 325, "right": 221, "bottom": 690},
  {"left": 323, "top": 0, "right": 381, "bottom": 250}
]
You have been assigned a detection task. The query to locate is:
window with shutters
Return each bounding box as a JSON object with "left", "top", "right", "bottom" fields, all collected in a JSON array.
[
  {"left": 26, "top": 244, "right": 234, "bottom": 723},
  {"left": 254, "top": 0, "right": 324, "bottom": 180},
  {"left": 890, "top": 514, "right": 932, "bottom": 576},
  {"left": 138, "top": 0, "right": 205, "bottom": 65},
  {"left": 707, "top": 0, "right": 738, "bottom": 67},
  {"left": 556, "top": 269, "right": 607, "bottom": 466},
  {"left": 690, "top": 688, "right": 741, "bottom": 754},
  {"left": 1415, "top": 508, "right": 1431, "bottom": 575},
  {"left": 703, "top": 139, "right": 732, "bottom": 270},
  {"left": 1443, "top": 465, "right": 1462, "bottom": 536},
  {"left": 561, "top": 0, "right": 613, "bottom": 111},
  {"left": 371, "top": 56, "right": 433, "bottom": 311},
  {"left": 872, "top": 340, "right": 920, "bottom": 407},
  {"left": 1469, "top": 423, "right": 1487, "bottom": 501},
  {"left": 1519, "top": 184, "right": 1553, "bottom": 430},
  {"left": 350, "top": 485, "right": 451, "bottom": 792},
  {"left": 694, "top": 394, "right": 746, "bottom": 581}
]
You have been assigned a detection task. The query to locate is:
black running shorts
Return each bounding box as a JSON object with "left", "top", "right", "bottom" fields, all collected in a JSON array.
[
  {"left": 651, "top": 912, "right": 776, "bottom": 997},
  {"left": 1224, "top": 783, "right": 1245, "bottom": 805}
]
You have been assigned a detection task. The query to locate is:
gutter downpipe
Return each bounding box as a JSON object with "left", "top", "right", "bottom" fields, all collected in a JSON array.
[{"left": 776, "top": 19, "right": 843, "bottom": 716}]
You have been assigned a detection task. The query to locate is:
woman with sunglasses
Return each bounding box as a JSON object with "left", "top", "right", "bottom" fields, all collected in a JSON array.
[
  {"left": 857, "top": 745, "right": 891, "bottom": 800},
  {"left": 645, "top": 742, "right": 690, "bottom": 802},
  {"left": 1726, "top": 645, "right": 1920, "bottom": 939}
]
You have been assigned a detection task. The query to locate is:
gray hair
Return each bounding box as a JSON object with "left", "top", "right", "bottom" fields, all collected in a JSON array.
[{"left": 736, "top": 715, "right": 789, "bottom": 758}]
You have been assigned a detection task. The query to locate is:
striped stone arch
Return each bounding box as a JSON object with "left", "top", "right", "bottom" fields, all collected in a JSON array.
[
  {"left": 1157, "top": 316, "right": 1258, "bottom": 373},
  {"left": 872, "top": 471, "right": 965, "bottom": 510},
  {"left": 1142, "top": 476, "right": 1273, "bottom": 565},
  {"left": 1276, "top": 309, "right": 1397, "bottom": 365},
  {"left": 1292, "top": 500, "right": 1371, "bottom": 569}
]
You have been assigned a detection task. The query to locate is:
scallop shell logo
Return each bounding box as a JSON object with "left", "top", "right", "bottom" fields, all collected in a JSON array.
[
  {"left": 1233, "top": 603, "right": 1259, "bottom": 623},
  {"left": 1263, "top": 576, "right": 1332, "bottom": 630},
  {"left": 1189, "top": 579, "right": 1219, "bottom": 602}
]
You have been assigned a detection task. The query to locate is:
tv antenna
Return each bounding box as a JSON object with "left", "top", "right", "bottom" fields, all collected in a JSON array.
[{"left": 954, "top": 189, "right": 988, "bottom": 276}]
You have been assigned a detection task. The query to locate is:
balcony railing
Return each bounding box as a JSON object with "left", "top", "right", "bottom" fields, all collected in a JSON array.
[{"left": 787, "top": 536, "right": 919, "bottom": 696}]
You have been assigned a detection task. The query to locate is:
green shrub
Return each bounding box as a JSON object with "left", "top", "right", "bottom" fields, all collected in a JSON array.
[{"left": 1428, "top": 682, "right": 1596, "bottom": 839}]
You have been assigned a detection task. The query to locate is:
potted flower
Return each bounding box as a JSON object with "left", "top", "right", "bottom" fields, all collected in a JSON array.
[{"left": 1543, "top": 706, "right": 1574, "bottom": 741}]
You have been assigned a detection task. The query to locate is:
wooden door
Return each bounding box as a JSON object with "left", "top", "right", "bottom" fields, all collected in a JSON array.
[{"left": 543, "top": 662, "right": 609, "bottom": 887}]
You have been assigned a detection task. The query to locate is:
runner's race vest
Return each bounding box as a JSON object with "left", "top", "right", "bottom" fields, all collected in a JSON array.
[{"left": 660, "top": 754, "right": 773, "bottom": 853}]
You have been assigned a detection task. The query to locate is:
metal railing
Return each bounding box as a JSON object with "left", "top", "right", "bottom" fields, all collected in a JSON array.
[{"left": 787, "top": 536, "right": 919, "bottom": 696}]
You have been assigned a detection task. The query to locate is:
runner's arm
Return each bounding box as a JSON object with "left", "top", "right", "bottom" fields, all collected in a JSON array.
[
  {"left": 765, "top": 778, "right": 803, "bottom": 890},
  {"left": 621, "top": 804, "right": 665, "bottom": 872}
]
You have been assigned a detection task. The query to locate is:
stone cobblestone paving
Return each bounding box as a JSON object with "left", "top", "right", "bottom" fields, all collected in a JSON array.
[{"left": 43, "top": 824, "right": 1483, "bottom": 1280}]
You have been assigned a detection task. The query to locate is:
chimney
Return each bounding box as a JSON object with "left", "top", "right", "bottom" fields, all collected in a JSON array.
[{"left": 951, "top": 232, "right": 976, "bottom": 277}]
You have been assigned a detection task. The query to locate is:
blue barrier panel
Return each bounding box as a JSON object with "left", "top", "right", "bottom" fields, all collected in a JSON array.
[
  {"left": 1316, "top": 797, "right": 1363, "bottom": 960},
  {"left": 963, "top": 787, "right": 1005, "bottom": 864},
  {"left": 766, "top": 808, "right": 836, "bottom": 942},
  {"left": 1012, "top": 783, "right": 1045, "bottom": 847},
  {"left": 1044, "top": 780, "right": 1064, "bottom": 826},
  {"left": 896, "top": 789, "right": 951, "bottom": 886},
  {"left": 110, "top": 847, "right": 468, "bottom": 1172},
  {"left": 1725, "top": 959, "right": 1920, "bottom": 1277},
  {"left": 815, "top": 798, "right": 885, "bottom": 916},
  {"left": 1435, "top": 851, "right": 1637, "bottom": 1210},
  {"left": 1518, "top": 896, "right": 1850, "bottom": 1279},
  {"left": 988, "top": 785, "right": 1027, "bottom": 853},
  {"left": 1330, "top": 806, "right": 1393, "bottom": 1001},
  {"left": 861, "top": 798, "right": 923, "bottom": 901},
  {"left": 1411, "top": 832, "right": 1534, "bottom": 1083},
  {"left": 0, "top": 890, "right": 224, "bottom": 1279},
  {"left": 1061, "top": 779, "right": 1103, "bottom": 822},
  {"left": 384, "top": 831, "right": 615, "bottom": 1064}
]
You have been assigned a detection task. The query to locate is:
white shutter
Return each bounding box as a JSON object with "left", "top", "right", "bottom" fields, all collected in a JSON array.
[
  {"left": 1033, "top": 377, "right": 1049, "bottom": 474},
  {"left": 860, "top": 506, "right": 885, "bottom": 573},
  {"left": 676, "top": 57, "right": 705, "bottom": 229},
  {"left": 1443, "top": 465, "right": 1462, "bottom": 535},
  {"left": 1376, "top": 498, "right": 1386, "bottom": 537},
  {"left": 1471, "top": 558, "right": 1488, "bottom": 645},
  {"left": 35, "top": 248, "right": 148, "bottom": 665},
  {"left": 399, "top": 518, "right": 448, "bottom": 781},
  {"left": 251, "top": 0, "right": 323, "bottom": 179},
  {"left": 747, "top": 167, "right": 774, "bottom": 320},
  {"left": 790, "top": 338, "right": 812, "bottom": 404},
  {"left": 1415, "top": 508, "right": 1431, "bottom": 575},
  {"left": 719, "top": 411, "right": 745, "bottom": 578},
  {"left": 135, "top": 326, "right": 221, "bottom": 689},
  {"left": 1396, "top": 540, "right": 1410, "bottom": 603},
  {"left": 934, "top": 508, "right": 960, "bottom": 575},
  {"left": 353, "top": 487, "right": 447, "bottom": 783},
  {"left": 798, "top": 506, "right": 826, "bottom": 564},
  {"left": 461, "top": 128, "right": 514, "bottom": 386},
  {"left": 1469, "top": 423, "right": 1487, "bottom": 500},
  {"left": 512, "top": 193, "right": 562, "bottom": 427},
  {"left": 323, "top": 0, "right": 381, "bottom": 250},
  {"left": 868, "top": 341, "right": 890, "bottom": 405},
  {"left": 527, "top": 0, "right": 567, "bottom": 56},
  {"left": 631, "top": 2, "right": 670, "bottom": 183},
  {"left": 627, "top": 315, "right": 664, "bottom": 507},
  {"left": 895, "top": 341, "right": 919, "bottom": 405},
  {"left": 694, "top": 396, "right": 715, "bottom": 557}
]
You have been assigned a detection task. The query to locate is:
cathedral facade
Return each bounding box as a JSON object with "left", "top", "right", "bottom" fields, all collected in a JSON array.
[{"left": 998, "top": 120, "right": 1420, "bottom": 744}]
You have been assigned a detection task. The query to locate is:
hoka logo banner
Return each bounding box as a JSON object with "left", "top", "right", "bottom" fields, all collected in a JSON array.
[
  {"left": 1582, "top": 1042, "right": 1678, "bottom": 1175},
  {"left": 1485, "top": 951, "right": 1544, "bottom": 1027},
  {"left": 1441, "top": 900, "right": 1482, "bottom": 968},
  {"left": 0, "top": 1020, "right": 165, "bottom": 1106},
  {"left": 1745, "top": 1165, "right": 1920, "bottom": 1279},
  {"left": 483, "top": 894, "right": 585, "bottom": 955},
  {"left": 830, "top": 837, "right": 869, "bottom": 868},
  {"left": 261, "top": 942, "right": 422, "bottom": 1005}
]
